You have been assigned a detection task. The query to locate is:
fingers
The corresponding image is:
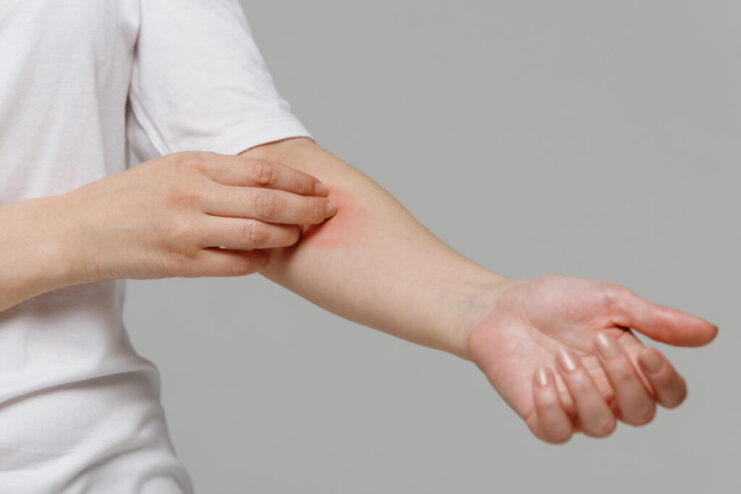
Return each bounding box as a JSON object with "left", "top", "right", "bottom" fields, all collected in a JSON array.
[
  {"left": 535, "top": 337, "right": 690, "bottom": 443},
  {"left": 532, "top": 366, "right": 574, "bottom": 444},
  {"left": 203, "top": 185, "right": 337, "bottom": 225},
  {"left": 637, "top": 347, "right": 688, "bottom": 408},
  {"left": 593, "top": 333, "right": 656, "bottom": 426},
  {"left": 555, "top": 348, "right": 617, "bottom": 437},
  {"left": 202, "top": 155, "right": 329, "bottom": 197},
  {"left": 189, "top": 248, "right": 270, "bottom": 277},
  {"left": 196, "top": 216, "right": 302, "bottom": 250},
  {"left": 605, "top": 285, "right": 718, "bottom": 347}
]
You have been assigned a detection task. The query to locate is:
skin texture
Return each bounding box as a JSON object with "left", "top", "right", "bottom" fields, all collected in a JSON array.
[
  {"left": 0, "top": 150, "right": 334, "bottom": 312},
  {"left": 242, "top": 136, "right": 717, "bottom": 443},
  {"left": 243, "top": 137, "right": 506, "bottom": 359},
  {"left": 300, "top": 186, "right": 364, "bottom": 249}
]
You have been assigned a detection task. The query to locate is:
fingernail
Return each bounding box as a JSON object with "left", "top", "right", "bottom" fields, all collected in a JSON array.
[
  {"left": 638, "top": 349, "right": 663, "bottom": 374},
  {"left": 535, "top": 366, "right": 549, "bottom": 387},
  {"left": 314, "top": 182, "right": 329, "bottom": 195},
  {"left": 595, "top": 333, "right": 620, "bottom": 359},
  {"left": 325, "top": 200, "right": 337, "bottom": 216},
  {"left": 556, "top": 348, "right": 577, "bottom": 372}
]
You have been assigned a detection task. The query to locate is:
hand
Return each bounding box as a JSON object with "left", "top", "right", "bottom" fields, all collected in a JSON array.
[
  {"left": 57, "top": 151, "right": 336, "bottom": 283},
  {"left": 465, "top": 273, "right": 717, "bottom": 443}
]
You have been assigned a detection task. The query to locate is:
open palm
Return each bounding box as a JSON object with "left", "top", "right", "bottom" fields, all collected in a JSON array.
[{"left": 466, "top": 274, "right": 717, "bottom": 443}]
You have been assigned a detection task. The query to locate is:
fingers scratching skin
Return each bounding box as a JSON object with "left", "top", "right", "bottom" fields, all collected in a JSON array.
[{"left": 205, "top": 155, "right": 329, "bottom": 197}]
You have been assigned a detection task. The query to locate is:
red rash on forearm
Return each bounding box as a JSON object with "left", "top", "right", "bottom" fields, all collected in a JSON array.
[{"left": 300, "top": 185, "right": 364, "bottom": 249}]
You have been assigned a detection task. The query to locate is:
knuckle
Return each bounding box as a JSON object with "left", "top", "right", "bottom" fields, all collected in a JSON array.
[
  {"left": 241, "top": 221, "right": 268, "bottom": 247},
  {"left": 165, "top": 215, "right": 195, "bottom": 242},
  {"left": 174, "top": 151, "right": 208, "bottom": 173},
  {"left": 251, "top": 160, "right": 275, "bottom": 186},
  {"left": 254, "top": 191, "right": 281, "bottom": 219},
  {"left": 168, "top": 180, "right": 205, "bottom": 209},
  {"left": 602, "top": 283, "right": 634, "bottom": 313}
]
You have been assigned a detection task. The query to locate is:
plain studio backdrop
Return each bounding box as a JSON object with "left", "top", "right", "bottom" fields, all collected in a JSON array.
[{"left": 125, "top": 1, "right": 740, "bottom": 492}]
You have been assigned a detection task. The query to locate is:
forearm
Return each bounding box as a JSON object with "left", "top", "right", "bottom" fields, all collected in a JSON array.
[
  {"left": 0, "top": 196, "right": 80, "bottom": 312},
  {"left": 243, "top": 137, "right": 510, "bottom": 359},
  {"left": 0, "top": 147, "right": 345, "bottom": 313}
]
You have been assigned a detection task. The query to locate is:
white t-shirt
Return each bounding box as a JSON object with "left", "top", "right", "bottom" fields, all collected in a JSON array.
[{"left": 0, "top": 1, "right": 311, "bottom": 492}]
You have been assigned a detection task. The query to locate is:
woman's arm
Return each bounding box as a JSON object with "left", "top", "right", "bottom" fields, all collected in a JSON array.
[
  {"left": 243, "top": 136, "right": 717, "bottom": 442},
  {"left": 243, "top": 136, "right": 504, "bottom": 359},
  {"left": 0, "top": 196, "right": 82, "bottom": 312},
  {"left": 0, "top": 151, "right": 333, "bottom": 313}
]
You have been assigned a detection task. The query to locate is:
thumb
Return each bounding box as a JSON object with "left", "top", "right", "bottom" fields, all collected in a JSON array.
[{"left": 608, "top": 286, "right": 718, "bottom": 347}]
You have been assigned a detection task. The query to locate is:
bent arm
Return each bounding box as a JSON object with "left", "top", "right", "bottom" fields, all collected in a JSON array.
[{"left": 242, "top": 137, "right": 508, "bottom": 359}]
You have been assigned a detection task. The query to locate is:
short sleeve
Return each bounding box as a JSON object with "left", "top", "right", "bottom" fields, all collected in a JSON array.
[{"left": 126, "top": 0, "right": 312, "bottom": 161}]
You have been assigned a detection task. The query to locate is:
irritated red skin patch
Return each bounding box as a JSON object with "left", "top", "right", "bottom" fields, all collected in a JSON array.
[{"left": 300, "top": 185, "right": 361, "bottom": 249}]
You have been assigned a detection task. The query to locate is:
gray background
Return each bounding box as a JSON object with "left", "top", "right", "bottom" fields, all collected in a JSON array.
[{"left": 125, "top": 1, "right": 740, "bottom": 492}]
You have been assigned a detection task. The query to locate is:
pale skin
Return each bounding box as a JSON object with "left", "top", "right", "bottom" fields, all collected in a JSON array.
[{"left": 0, "top": 136, "right": 716, "bottom": 444}]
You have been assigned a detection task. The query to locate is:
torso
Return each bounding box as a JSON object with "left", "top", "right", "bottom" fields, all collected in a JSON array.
[{"left": 0, "top": 2, "right": 192, "bottom": 491}]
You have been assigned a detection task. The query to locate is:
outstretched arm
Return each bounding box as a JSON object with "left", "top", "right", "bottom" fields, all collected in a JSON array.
[
  {"left": 243, "top": 136, "right": 501, "bottom": 359},
  {"left": 242, "top": 136, "right": 717, "bottom": 443}
]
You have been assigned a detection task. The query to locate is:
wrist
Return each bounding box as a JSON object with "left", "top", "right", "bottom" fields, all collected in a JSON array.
[
  {"left": 443, "top": 270, "right": 520, "bottom": 361},
  {"left": 49, "top": 192, "right": 107, "bottom": 286},
  {"left": 25, "top": 195, "right": 89, "bottom": 288}
]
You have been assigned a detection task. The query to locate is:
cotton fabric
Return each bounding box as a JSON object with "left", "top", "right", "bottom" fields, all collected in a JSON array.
[{"left": 0, "top": 1, "right": 310, "bottom": 491}]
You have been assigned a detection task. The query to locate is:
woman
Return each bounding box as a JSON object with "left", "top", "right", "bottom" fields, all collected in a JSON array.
[{"left": 0, "top": 1, "right": 717, "bottom": 492}]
